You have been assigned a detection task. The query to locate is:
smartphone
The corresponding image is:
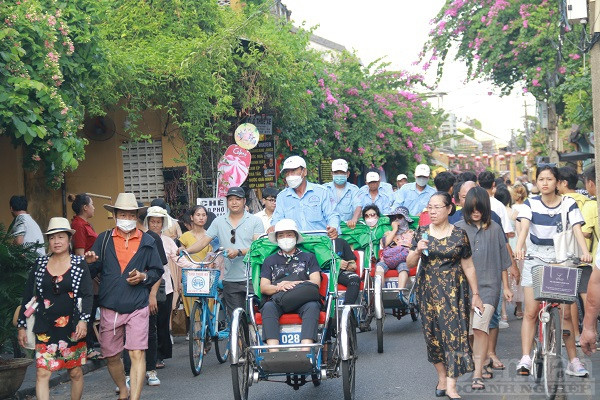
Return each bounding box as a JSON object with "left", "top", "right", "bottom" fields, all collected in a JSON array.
[
  {"left": 474, "top": 307, "right": 483, "bottom": 318},
  {"left": 421, "top": 232, "right": 429, "bottom": 256}
]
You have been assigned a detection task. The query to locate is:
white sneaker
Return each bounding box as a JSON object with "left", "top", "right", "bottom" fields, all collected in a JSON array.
[
  {"left": 499, "top": 319, "right": 509, "bottom": 329},
  {"left": 115, "top": 376, "right": 130, "bottom": 393},
  {"left": 146, "top": 370, "right": 161, "bottom": 386},
  {"left": 565, "top": 357, "right": 589, "bottom": 377},
  {"left": 517, "top": 355, "right": 531, "bottom": 376}
]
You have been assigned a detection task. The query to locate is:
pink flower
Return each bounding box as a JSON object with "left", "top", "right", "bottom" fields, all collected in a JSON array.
[
  {"left": 302, "top": 149, "right": 308, "bottom": 156},
  {"left": 334, "top": 131, "right": 341, "bottom": 140},
  {"left": 47, "top": 15, "right": 56, "bottom": 27},
  {"left": 523, "top": 87, "right": 529, "bottom": 93},
  {"left": 347, "top": 88, "right": 359, "bottom": 96},
  {"left": 306, "top": 89, "right": 313, "bottom": 95},
  {"left": 358, "top": 147, "right": 365, "bottom": 154},
  {"left": 411, "top": 126, "right": 423, "bottom": 134},
  {"left": 558, "top": 66, "right": 566, "bottom": 74},
  {"left": 61, "top": 107, "right": 68, "bottom": 115},
  {"left": 569, "top": 53, "right": 581, "bottom": 60},
  {"left": 47, "top": 52, "right": 59, "bottom": 63},
  {"left": 502, "top": 25, "right": 509, "bottom": 31},
  {"left": 318, "top": 78, "right": 325, "bottom": 88},
  {"left": 320, "top": 103, "right": 325, "bottom": 109},
  {"left": 407, "top": 139, "right": 413, "bottom": 149},
  {"left": 406, "top": 111, "right": 413, "bottom": 119},
  {"left": 47, "top": 343, "right": 58, "bottom": 354},
  {"left": 423, "top": 144, "right": 432, "bottom": 152},
  {"left": 378, "top": 133, "right": 385, "bottom": 139},
  {"left": 532, "top": 79, "right": 540, "bottom": 87},
  {"left": 523, "top": 20, "right": 528, "bottom": 28},
  {"left": 414, "top": 154, "right": 422, "bottom": 162},
  {"left": 536, "top": 67, "right": 541, "bottom": 72},
  {"left": 344, "top": 147, "right": 352, "bottom": 153}
]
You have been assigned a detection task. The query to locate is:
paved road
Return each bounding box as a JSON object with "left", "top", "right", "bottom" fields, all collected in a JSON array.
[{"left": 45, "top": 306, "right": 598, "bottom": 399}]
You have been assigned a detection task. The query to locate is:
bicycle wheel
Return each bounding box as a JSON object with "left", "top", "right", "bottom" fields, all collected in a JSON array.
[
  {"left": 532, "top": 338, "right": 543, "bottom": 384},
  {"left": 231, "top": 318, "right": 250, "bottom": 400},
  {"left": 189, "top": 300, "right": 208, "bottom": 376},
  {"left": 342, "top": 313, "right": 357, "bottom": 400},
  {"left": 543, "top": 307, "right": 563, "bottom": 400},
  {"left": 213, "top": 298, "right": 230, "bottom": 363}
]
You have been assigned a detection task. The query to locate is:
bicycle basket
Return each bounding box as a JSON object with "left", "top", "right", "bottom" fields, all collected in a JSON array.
[
  {"left": 531, "top": 264, "right": 581, "bottom": 303},
  {"left": 182, "top": 268, "right": 220, "bottom": 297}
]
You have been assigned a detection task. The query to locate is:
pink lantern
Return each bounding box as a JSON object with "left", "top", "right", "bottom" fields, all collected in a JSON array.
[
  {"left": 505, "top": 152, "right": 512, "bottom": 157},
  {"left": 482, "top": 153, "right": 489, "bottom": 158},
  {"left": 475, "top": 156, "right": 481, "bottom": 161},
  {"left": 498, "top": 155, "right": 505, "bottom": 161},
  {"left": 470, "top": 153, "right": 475, "bottom": 157},
  {"left": 448, "top": 154, "right": 455, "bottom": 159}
]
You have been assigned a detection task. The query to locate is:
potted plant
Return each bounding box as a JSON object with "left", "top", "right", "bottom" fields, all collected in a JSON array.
[{"left": 0, "top": 224, "right": 40, "bottom": 399}]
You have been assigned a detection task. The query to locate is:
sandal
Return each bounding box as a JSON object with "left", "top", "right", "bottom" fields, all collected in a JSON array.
[
  {"left": 489, "top": 358, "right": 505, "bottom": 370},
  {"left": 514, "top": 308, "right": 524, "bottom": 319},
  {"left": 471, "top": 378, "right": 485, "bottom": 390},
  {"left": 156, "top": 359, "right": 165, "bottom": 369},
  {"left": 482, "top": 365, "right": 494, "bottom": 379},
  {"left": 87, "top": 349, "right": 102, "bottom": 360}
]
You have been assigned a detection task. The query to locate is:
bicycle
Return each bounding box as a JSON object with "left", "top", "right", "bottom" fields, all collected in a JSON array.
[
  {"left": 179, "top": 248, "right": 230, "bottom": 376},
  {"left": 524, "top": 254, "right": 584, "bottom": 400}
]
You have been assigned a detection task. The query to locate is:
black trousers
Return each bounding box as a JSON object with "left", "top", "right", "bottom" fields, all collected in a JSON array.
[
  {"left": 124, "top": 312, "right": 157, "bottom": 374},
  {"left": 338, "top": 270, "right": 360, "bottom": 304},
  {"left": 261, "top": 300, "right": 321, "bottom": 341},
  {"left": 86, "top": 295, "right": 100, "bottom": 348},
  {"left": 222, "top": 281, "right": 252, "bottom": 317},
  {"left": 157, "top": 293, "right": 173, "bottom": 360}
]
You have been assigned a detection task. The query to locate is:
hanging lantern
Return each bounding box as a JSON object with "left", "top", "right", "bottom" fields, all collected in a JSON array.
[
  {"left": 475, "top": 156, "right": 481, "bottom": 161},
  {"left": 505, "top": 152, "right": 512, "bottom": 157}
]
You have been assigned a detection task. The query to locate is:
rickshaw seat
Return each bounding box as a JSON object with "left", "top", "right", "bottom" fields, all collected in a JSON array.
[
  {"left": 383, "top": 267, "right": 417, "bottom": 279},
  {"left": 255, "top": 273, "right": 328, "bottom": 326}
]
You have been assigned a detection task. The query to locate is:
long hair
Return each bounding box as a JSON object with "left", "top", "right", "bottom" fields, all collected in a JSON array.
[
  {"left": 462, "top": 186, "right": 491, "bottom": 229},
  {"left": 430, "top": 191, "right": 456, "bottom": 216}
]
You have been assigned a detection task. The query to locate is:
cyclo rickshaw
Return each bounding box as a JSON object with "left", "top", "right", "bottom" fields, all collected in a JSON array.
[{"left": 229, "top": 231, "right": 359, "bottom": 400}]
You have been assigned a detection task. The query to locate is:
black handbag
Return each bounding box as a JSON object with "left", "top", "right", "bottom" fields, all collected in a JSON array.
[
  {"left": 156, "top": 279, "right": 167, "bottom": 303},
  {"left": 270, "top": 281, "right": 321, "bottom": 313}
]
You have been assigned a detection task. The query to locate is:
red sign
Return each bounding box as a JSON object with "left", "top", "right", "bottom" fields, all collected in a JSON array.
[{"left": 216, "top": 145, "right": 251, "bottom": 198}]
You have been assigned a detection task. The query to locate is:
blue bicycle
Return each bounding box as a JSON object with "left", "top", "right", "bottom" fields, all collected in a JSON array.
[{"left": 180, "top": 249, "right": 230, "bottom": 376}]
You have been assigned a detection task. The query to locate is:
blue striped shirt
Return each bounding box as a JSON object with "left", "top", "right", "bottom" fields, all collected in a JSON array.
[{"left": 516, "top": 196, "right": 584, "bottom": 246}]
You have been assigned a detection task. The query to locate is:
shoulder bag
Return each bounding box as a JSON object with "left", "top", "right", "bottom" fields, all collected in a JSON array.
[{"left": 553, "top": 200, "right": 582, "bottom": 261}]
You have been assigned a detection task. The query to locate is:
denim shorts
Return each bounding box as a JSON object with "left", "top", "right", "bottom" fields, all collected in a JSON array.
[{"left": 376, "top": 261, "right": 409, "bottom": 273}]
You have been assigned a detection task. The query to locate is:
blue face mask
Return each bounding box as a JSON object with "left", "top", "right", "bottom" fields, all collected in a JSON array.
[{"left": 333, "top": 174, "right": 347, "bottom": 185}]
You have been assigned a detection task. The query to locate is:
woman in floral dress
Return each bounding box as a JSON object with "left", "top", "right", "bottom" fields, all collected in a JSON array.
[
  {"left": 406, "top": 192, "right": 483, "bottom": 400},
  {"left": 18, "top": 217, "right": 93, "bottom": 400}
]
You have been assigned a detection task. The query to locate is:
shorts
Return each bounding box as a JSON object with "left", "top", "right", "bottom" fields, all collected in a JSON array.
[
  {"left": 469, "top": 304, "right": 495, "bottom": 335},
  {"left": 98, "top": 306, "right": 149, "bottom": 358},
  {"left": 521, "top": 242, "right": 555, "bottom": 288},
  {"left": 376, "top": 261, "right": 409, "bottom": 273},
  {"left": 578, "top": 265, "right": 593, "bottom": 293}
]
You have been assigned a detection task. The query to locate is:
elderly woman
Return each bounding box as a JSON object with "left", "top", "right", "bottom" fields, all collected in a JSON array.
[
  {"left": 17, "top": 218, "right": 93, "bottom": 400},
  {"left": 406, "top": 192, "right": 483, "bottom": 400},
  {"left": 377, "top": 206, "right": 415, "bottom": 291},
  {"left": 260, "top": 219, "right": 322, "bottom": 349}
]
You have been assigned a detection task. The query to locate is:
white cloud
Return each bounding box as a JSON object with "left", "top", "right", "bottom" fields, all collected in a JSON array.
[{"left": 283, "top": 0, "right": 536, "bottom": 141}]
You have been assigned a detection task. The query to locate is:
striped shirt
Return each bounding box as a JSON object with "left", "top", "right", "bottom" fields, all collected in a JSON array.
[{"left": 516, "top": 196, "right": 584, "bottom": 246}]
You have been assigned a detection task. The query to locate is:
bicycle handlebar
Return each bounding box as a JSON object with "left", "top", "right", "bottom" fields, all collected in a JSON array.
[
  {"left": 523, "top": 254, "right": 580, "bottom": 265},
  {"left": 178, "top": 247, "right": 224, "bottom": 266}
]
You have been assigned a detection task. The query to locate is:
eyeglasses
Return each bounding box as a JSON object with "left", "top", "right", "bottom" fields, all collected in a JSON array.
[
  {"left": 51, "top": 275, "right": 61, "bottom": 295},
  {"left": 427, "top": 205, "right": 448, "bottom": 211},
  {"left": 264, "top": 198, "right": 276, "bottom": 202},
  {"left": 537, "top": 162, "right": 557, "bottom": 168},
  {"left": 230, "top": 229, "right": 236, "bottom": 244}
]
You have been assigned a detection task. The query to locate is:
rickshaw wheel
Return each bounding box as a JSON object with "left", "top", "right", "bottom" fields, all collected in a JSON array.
[
  {"left": 376, "top": 318, "right": 383, "bottom": 353},
  {"left": 410, "top": 307, "right": 419, "bottom": 322},
  {"left": 342, "top": 314, "right": 357, "bottom": 400},
  {"left": 311, "top": 373, "right": 321, "bottom": 387},
  {"left": 231, "top": 318, "right": 250, "bottom": 400}
]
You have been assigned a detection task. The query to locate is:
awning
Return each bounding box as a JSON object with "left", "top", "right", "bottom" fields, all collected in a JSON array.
[{"left": 558, "top": 151, "right": 594, "bottom": 162}]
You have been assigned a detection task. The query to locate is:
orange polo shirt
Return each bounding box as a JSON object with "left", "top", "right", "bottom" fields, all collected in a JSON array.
[{"left": 112, "top": 228, "right": 142, "bottom": 273}]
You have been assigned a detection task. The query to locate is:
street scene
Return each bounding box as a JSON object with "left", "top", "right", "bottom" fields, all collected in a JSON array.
[{"left": 2, "top": 1, "right": 600, "bottom": 400}]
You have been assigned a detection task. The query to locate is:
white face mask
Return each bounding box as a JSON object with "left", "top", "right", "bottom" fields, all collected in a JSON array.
[
  {"left": 277, "top": 237, "right": 297, "bottom": 252},
  {"left": 286, "top": 175, "right": 303, "bottom": 189},
  {"left": 416, "top": 177, "right": 429, "bottom": 187},
  {"left": 365, "top": 217, "right": 379, "bottom": 227},
  {"left": 116, "top": 218, "right": 136, "bottom": 233}
]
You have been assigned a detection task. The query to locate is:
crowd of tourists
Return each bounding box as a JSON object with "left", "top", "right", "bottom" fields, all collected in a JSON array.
[{"left": 8, "top": 156, "right": 600, "bottom": 400}]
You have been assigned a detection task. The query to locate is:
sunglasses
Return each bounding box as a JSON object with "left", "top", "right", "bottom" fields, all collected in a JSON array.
[
  {"left": 230, "top": 229, "right": 236, "bottom": 244},
  {"left": 537, "top": 162, "right": 557, "bottom": 168},
  {"left": 51, "top": 275, "right": 61, "bottom": 295}
]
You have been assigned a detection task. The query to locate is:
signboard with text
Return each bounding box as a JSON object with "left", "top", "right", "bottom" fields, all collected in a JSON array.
[
  {"left": 196, "top": 197, "right": 227, "bottom": 216},
  {"left": 248, "top": 140, "right": 276, "bottom": 189},
  {"left": 246, "top": 115, "right": 272, "bottom": 136}
]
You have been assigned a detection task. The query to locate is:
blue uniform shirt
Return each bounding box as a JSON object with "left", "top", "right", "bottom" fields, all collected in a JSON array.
[
  {"left": 360, "top": 182, "right": 394, "bottom": 199},
  {"left": 358, "top": 188, "right": 393, "bottom": 215},
  {"left": 324, "top": 181, "right": 361, "bottom": 222},
  {"left": 391, "top": 182, "right": 436, "bottom": 215},
  {"left": 272, "top": 181, "right": 341, "bottom": 232}
]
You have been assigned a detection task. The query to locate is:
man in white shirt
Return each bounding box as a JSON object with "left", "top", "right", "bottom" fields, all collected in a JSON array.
[
  {"left": 396, "top": 174, "right": 408, "bottom": 191},
  {"left": 477, "top": 171, "right": 515, "bottom": 238},
  {"left": 254, "top": 187, "right": 278, "bottom": 231},
  {"left": 9, "top": 195, "right": 45, "bottom": 256}
]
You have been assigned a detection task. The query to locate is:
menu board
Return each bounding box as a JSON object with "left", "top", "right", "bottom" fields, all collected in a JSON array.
[
  {"left": 320, "top": 159, "right": 333, "bottom": 184},
  {"left": 248, "top": 139, "right": 276, "bottom": 188}
]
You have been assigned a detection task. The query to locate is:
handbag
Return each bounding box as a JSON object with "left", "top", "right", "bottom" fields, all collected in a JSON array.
[
  {"left": 156, "top": 279, "right": 167, "bottom": 303},
  {"left": 553, "top": 200, "right": 582, "bottom": 261},
  {"left": 269, "top": 281, "right": 321, "bottom": 313},
  {"left": 13, "top": 295, "right": 37, "bottom": 350}
]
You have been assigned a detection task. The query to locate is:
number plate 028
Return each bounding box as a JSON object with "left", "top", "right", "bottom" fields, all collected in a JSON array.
[{"left": 279, "top": 332, "right": 301, "bottom": 344}]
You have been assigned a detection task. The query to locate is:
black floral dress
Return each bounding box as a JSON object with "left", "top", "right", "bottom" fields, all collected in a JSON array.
[
  {"left": 413, "top": 226, "right": 474, "bottom": 378},
  {"left": 18, "top": 255, "right": 93, "bottom": 371}
]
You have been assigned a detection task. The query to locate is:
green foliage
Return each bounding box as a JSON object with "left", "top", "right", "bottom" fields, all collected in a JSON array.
[
  {"left": 555, "top": 68, "right": 593, "bottom": 131},
  {"left": 0, "top": 225, "right": 40, "bottom": 353},
  {"left": 1, "top": 0, "right": 109, "bottom": 188}
]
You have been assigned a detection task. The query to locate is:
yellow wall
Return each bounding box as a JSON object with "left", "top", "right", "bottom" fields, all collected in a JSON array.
[{"left": 1, "top": 108, "right": 186, "bottom": 235}]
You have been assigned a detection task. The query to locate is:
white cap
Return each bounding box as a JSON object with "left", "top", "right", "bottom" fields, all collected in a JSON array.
[
  {"left": 414, "top": 164, "right": 431, "bottom": 177},
  {"left": 331, "top": 159, "right": 348, "bottom": 172},
  {"left": 268, "top": 219, "right": 304, "bottom": 245},
  {"left": 366, "top": 171, "right": 380, "bottom": 183},
  {"left": 281, "top": 155, "right": 306, "bottom": 172},
  {"left": 396, "top": 174, "right": 408, "bottom": 181}
]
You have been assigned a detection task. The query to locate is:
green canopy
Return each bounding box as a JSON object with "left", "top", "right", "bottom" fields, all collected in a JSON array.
[
  {"left": 244, "top": 235, "right": 340, "bottom": 300},
  {"left": 340, "top": 217, "right": 392, "bottom": 268}
]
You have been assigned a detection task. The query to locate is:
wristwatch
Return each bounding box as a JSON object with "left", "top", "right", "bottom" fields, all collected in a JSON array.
[{"left": 142, "top": 273, "right": 148, "bottom": 283}]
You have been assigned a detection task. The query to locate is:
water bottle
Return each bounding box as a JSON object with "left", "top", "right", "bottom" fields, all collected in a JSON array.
[{"left": 422, "top": 232, "right": 429, "bottom": 256}]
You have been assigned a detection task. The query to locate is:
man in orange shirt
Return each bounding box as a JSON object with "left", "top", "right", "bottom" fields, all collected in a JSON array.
[{"left": 86, "top": 193, "right": 163, "bottom": 400}]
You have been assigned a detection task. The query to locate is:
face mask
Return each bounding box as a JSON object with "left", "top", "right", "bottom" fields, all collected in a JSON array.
[
  {"left": 116, "top": 218, "right": 136, "bottom": 233},
  {"left": 416, "top": 177, "right": 429, "bottom": 187},
  {"left": 277, "top": 237, "right": 297, "bottom": 252},
  {"left": 398, "top": 218, "right": 409, "bottom": 232},
  {"left": 333, "top": 174, "right": 348, "bottom": 185},
  {"left": 286, "top": 175, "right": 303, "bottom": 189},
  {"left": 365, "top": 217, "right": 379, "bottom": 227}
]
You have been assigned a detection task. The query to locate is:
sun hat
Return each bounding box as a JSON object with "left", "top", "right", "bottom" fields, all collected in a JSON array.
[
  {"left": 281, "top": 155, "right": 307, "bottom": 173},
  {"left": 144, "top": 206, "right": 172, "bottom": 232},
  {"left": 45, "top": 217, "right": 76, "bottom": 236},
  {"left": 226, "top": 187, "right": 246, "bottom": 198},
  {"left": 150, "top": 198, "right": 171, "bottom": 215},
  {"left": 103, "top": 193, "right": 147, "bottom": 213},
  {"left": 387, "top": 206, "right": 413, "bottom": 223},
  {"left": 414, "top": 164, "right": 431, "bottom": 177},
  {"left": 366, "top": 171, "right": 380, "bottom": 183},
  {"left": 396, "top": 174, "right": 408, "bottom": 181},
  {"left": 267, "top": 219, "right": 304, "bottom": 245},
  {"left": 331, "top": 159, "right": 349, "bottom": 173}
]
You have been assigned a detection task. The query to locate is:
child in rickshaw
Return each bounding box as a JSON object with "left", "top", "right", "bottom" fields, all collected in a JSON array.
[
  {"left": 259, "top": 219, "right": 322, "bottom": 351},
  {"left": 375, "top": 207, "right": 415, "bottom": 294}
]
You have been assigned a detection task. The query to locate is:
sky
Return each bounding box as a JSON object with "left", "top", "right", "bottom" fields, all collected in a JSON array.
[{"left": 283, "top": 0, "right": 536, "bottom": 143}]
